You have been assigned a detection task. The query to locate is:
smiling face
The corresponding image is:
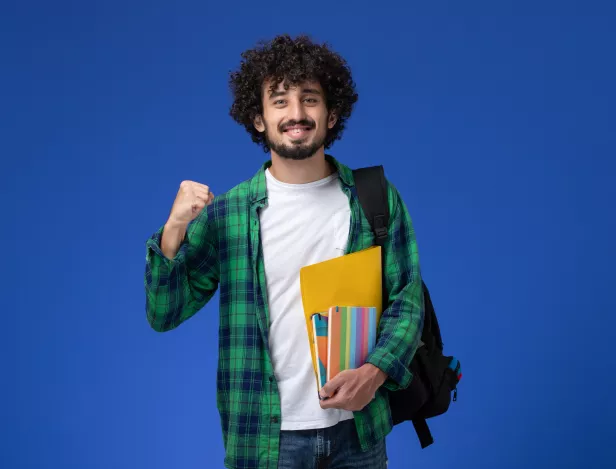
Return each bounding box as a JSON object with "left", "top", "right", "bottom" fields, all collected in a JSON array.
[{"left": 254, "top": 79, "right": 337, "bottom": 160}]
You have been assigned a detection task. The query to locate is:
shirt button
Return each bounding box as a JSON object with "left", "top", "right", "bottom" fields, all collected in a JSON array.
[
  {"left": 269, "top": 375, "right": 274, "bottom": 382},
  {"left": 271, "top": 416, "right": 278, "bottom": 423}
]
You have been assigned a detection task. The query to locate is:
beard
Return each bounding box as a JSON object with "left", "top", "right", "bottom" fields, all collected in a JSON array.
[{"left": 263, "top": 119, "right": 326, "bottom": 161}]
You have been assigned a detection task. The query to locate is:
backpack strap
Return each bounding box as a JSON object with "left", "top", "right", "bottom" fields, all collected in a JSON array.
[
  {"left": 412, "top": 419, "right": 435, "bottom": 449},
  {"left": 423, "top": 282, "right": 443, "bottom": 352},
  {"left": 353, "top": 165, "right": 390, "bottom": 245},
  {"left": 352, "top": 165, "right": 389, "bottom": 312},
  {"left": 352, "top": 165, "right": 435, "bottom": 449}
]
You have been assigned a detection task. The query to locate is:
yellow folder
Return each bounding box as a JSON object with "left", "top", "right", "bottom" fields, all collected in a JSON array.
[{"left": 299, "top": 246, "right": 383, "bottom": 387}]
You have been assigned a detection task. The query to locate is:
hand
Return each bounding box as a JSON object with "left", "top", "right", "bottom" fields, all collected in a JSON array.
[
  {"left": 318, "top": 364, "right": 387, "bottom": 412},
  {"left": 167, "top": 180, "right": 215, "bottom": 227}
]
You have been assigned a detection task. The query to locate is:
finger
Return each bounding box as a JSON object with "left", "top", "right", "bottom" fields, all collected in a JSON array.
[
  {"left": 191, "top": 196, "right": 208, "bottom": 212},
  {"left": 320, "top": 398, "right": 333, "bottom": 409},
  {"left": 192, "top": 187, "right": 211, "bottom": 199},
  {"left": 319, "top": 392, "right": 334, "bottom": 409},
  {"left": 320, "top": 373, "right": 345, "bottom": 399},
  {"left": 195, "top": 190, "right": 215, "bottom": 206},
  {"left": 193, "top": 194, "right": 209, "bottom": 205},
  {"left": 319, "top": 391, "right": 344, "bottom": 410},
  {"left": 192, "top": 182, "right": 211, "bottom": 193}
]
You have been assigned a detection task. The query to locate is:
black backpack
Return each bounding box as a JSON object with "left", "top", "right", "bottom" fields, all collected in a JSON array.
[{"left": 353, "top": 165, "right": 462, "bottom": 449}]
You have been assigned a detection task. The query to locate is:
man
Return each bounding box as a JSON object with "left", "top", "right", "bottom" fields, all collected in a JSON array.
[{"left": 144, "top": 34, "right": 424, "bottom": 469}]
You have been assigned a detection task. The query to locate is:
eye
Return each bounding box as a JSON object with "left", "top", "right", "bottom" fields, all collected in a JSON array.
[
  {"left": 304, "top": 98, "right": 318, "bottom": 104},
  {"left": 273, "top": 99, "right": 286, "bottom": 105}
]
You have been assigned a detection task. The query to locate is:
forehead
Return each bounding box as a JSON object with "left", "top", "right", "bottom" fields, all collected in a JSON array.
[{"left": 263, "top": 78, "right": 323, "bottom": 96}]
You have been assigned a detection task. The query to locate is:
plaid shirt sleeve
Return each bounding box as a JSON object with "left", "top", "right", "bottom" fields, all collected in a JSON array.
[
  {"left": 144, "top": 206, "right": 220, "bottom": 332},
  {"left": 365, "top": 183, "right": 424, "bottom": 391}
]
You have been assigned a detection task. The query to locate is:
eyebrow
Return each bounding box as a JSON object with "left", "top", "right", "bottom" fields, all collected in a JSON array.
[{"left": 268, "top": 88, "right": 322, "bottom": 99}]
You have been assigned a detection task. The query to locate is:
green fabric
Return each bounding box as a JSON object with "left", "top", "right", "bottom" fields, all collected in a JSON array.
[{"left": 144, "top": 155, "right": 424, "bottom": 469}]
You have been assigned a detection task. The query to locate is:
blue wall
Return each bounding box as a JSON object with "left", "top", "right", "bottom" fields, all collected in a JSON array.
[{"left": 2, "top": 1, "right": 614, "bottom": 468}]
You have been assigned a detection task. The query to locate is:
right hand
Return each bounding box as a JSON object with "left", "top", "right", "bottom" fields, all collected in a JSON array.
[{"left": 167, "top": 180, "right": 215, "bottom": 227}]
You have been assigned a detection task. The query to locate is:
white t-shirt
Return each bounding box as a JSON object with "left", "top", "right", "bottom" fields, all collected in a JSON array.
[{"left": 259, "top": 168, "right": 355, "bottom": 430}]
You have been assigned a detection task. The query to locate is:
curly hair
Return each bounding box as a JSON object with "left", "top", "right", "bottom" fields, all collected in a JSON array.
[{"left": 228, "top": 34, "right": 359, "bottom": 152}]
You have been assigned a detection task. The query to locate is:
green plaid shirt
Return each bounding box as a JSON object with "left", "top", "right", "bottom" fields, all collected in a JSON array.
[{"left": 144, "top": 155, "right": 424, "bottom": 469}]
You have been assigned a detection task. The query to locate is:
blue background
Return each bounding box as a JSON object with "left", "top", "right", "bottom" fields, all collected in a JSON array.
[{"left": 2, "top": 1, "right": 614, "bottom": 468}]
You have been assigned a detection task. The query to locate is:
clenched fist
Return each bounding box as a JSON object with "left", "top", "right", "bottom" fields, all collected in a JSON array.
[
  {"left": 160, "top": 181, "right": 214, "bottom": 260},
  {"left": 168, "top": 180, "right": 215, "bottom": 226}
]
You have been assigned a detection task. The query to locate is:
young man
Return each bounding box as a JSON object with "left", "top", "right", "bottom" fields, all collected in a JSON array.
[{"left": 144, "top": 34, "right": 424, "bottom": 469}]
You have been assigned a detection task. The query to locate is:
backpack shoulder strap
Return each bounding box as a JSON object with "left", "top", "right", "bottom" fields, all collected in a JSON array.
[
  {"left": 352, "top": 165, "right": 390, "bottom": 246},
  {"left": 352, "top": 165, "right": 389, "bottom": 312}
]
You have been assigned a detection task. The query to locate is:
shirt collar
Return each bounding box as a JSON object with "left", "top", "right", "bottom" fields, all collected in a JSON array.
[{"left": 249, "top": 154, "right": 354, "bottom": 203}]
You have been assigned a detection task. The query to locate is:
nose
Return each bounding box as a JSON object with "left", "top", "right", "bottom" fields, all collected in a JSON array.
[{"left": 287, "top": 98, "right": 308, "bottom": 122}]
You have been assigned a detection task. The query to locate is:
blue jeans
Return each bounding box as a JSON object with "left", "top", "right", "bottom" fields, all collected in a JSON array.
[{"left": 277, "top": 418, "right": 387, "bottom": 469}]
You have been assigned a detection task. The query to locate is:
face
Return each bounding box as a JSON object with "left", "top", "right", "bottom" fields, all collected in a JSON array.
[{"left": 255, "top": 79, "right": 337, "bottom": 160}]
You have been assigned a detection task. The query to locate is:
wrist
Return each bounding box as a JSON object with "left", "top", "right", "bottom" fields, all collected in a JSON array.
[
  {"left": 164, "top": 218, "right": 189, "bottom": 233},
  {"left": 362, "top": 363, "right": 387, "bottom": 387},
  {"left": 161, "top": 220, "right": 188, "bottom": 259}
]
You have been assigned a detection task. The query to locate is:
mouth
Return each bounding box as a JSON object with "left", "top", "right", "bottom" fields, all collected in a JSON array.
[{"left": 282, "top": 125, "right": 313, "bottom": 140}]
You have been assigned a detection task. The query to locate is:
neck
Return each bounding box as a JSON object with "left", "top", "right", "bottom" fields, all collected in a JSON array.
[{"left": 268, "top": 149, "right": 335, "bottom": 184}]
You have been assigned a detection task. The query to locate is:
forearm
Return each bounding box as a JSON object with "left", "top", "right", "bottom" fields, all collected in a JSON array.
[
  {"left": 144, "top": 211, "right": 220, "bottom": 332},
  {"left": 160, "top": 220, "right": 188, "bottom": 260},
  {"left": 145, "top": 246, "right": 192, "bottom": 331},
  {"left": 366, "top": 281, "right": 423, "bottom": 390}
]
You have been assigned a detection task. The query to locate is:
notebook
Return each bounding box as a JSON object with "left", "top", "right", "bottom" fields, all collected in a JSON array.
[
  {"left": 327, "top": 305, "right": 378, "bottom": 381},
  {"left": 310, "top": 312, "right": 329, "bottom": 391}
]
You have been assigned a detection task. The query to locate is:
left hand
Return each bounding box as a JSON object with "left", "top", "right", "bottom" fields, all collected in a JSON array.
[{"left": 319, "top": 364, "right": 387, "bottom": 412}]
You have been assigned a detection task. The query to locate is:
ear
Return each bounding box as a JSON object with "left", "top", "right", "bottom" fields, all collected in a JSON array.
[
  {"left": 253, "top": 114, "right": 265, "bottom": 133},
  {"left": 327, "top": 111, "right": 338, "bottom": 129}
]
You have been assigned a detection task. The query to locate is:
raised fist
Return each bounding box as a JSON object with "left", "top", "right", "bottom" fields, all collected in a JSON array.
[{"left": 167, "top": 180, "right": 214, "bottom": 226}]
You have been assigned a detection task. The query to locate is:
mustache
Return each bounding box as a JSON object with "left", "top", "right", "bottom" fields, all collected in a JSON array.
[{"left": 279, "top": 119, "right": 316, "bottom": 132}]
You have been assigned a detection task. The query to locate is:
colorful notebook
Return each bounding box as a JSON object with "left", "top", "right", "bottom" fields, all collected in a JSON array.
[
  {"left": 327, "top": 306, "right": 378, "bottom": 382},
  {"left": 310, "top": 312, "right": 329, "bottom": 391}
]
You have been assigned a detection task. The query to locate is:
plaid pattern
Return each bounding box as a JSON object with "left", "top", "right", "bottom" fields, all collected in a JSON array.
[{"left": 144, "top": 155, "right": 424, "bottom": 469}]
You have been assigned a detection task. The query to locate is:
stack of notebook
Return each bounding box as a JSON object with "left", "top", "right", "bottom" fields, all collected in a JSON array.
[
  {"left": 311, "top": 306, "right": 379, "bottom": 391},
  {"left": 299, "top": 246, "right": 384, "bottom": 392}
]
